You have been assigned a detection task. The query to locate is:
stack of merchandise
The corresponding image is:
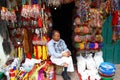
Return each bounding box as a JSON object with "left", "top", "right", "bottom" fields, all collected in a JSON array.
[
  {"left": 0, "top": 58, "right": 55, "bottom": 80},
  {"left": 73, "top": 0, "right": 104, "bottom": 57},
  {"left": 98, "top": 62, "right": 116, "bottom": 80},
  {"left": 18, "top": 1, "right": 52, "bottom": 61},
  {"left": 73, "top": 0, "right": 109, "bottom": 79},
  {"left": 0, "top": 0, "right": 55, "bottom": 80},
  {"left": 0, "top": 0, "right": 53, "bottom": 61},
  {"left": 77, "top": 51, "right": 103, "bottom": 80}
]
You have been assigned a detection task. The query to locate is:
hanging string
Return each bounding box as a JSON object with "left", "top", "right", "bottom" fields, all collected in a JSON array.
[
  {"left": 28, "top": 0, "right": 32, "bottom": 5},
  {"left": 38, "top": 0, "right": 42, "bottom": 5},
  {"left": 110, "top": 0, "right": 119, "bottom": 13},
  {"left": 7, "top": 0, "right": 12, "bottom": 10},
  {"left": 33, "top": 0, "right": 38, "bottom": 4},
  {"left": 118, "top": 0, "right": 120, "bottom": 9},
  {"left": 22, "top": 0, "right": 26, "bottom": 5},
  {"left": 76, "top": 0, "right": 90, "bottom": 23}
]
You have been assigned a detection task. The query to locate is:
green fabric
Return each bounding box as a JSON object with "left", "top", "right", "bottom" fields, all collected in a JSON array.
[
  {"left": 0, "top": 72, "right": 4, "bottom": 79},
  {"left": 102, "top": 15, "right": 120, "bottom": 64}
]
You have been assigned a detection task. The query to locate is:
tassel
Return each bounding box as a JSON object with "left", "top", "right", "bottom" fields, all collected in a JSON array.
[
  {"left": 38, "top": 18, "right": 43, "bottom": 28},
  {"left": 33, "top": 0, "right": 38, "bottom": 4},
  {"left": 27, "top": 28, "right": 33, "bottom": 55},
  {"left": 23, "top": 29, "right": 29, "bottom": 54},
  {"left": 42, "top": 46, "right": 47, "bottom": 60},
  {"left": 28, "top": 0, "right": 32, "bottom": 5},
  {"left": 26, "top": 52, "right": 32, "bottom": 59},
  {"left": 112, "top": 10, "right": 118, "bottom": 26},
  {"left": 38, "top": 0, "right": 42, "bottom": 5},
  {"left": 22, "top": 0, "right": 26, "bottom": 5},
  {"left": 34, "top": 46, "right": 36, "bottom": 57},
  {"left": 21, "top": 47, "right": 24, "bottom": 60},
  {"left": 38, "top": 46, "right": 42, "bottom": 59},
  {"left": 35, "top": 46, "right": 38, "bottom": 59},
  {"left": 18, "top": 47, "right": 21, "bottom": 59}
]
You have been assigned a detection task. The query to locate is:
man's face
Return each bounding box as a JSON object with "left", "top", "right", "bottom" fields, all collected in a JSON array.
[{"left": 52, "top": 32, "right": 60, "bottom": 41}]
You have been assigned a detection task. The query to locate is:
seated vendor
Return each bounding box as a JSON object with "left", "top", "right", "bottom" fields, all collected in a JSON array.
[{"left": 47, "top": 30, "right": 74, "bottom": 80}]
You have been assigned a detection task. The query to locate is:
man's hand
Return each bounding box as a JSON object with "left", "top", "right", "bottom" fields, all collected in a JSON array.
[{"left": 62, "top": 51, "right": 70, "bottom": 57}]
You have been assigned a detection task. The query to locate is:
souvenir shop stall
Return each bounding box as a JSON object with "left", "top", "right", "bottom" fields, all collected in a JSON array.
[
  {"left": 73, "top": 0, "right": 117, "bottom": 80},
  {"left": 0, "top": 0, "right": 55, "bottom": 80},
  {"left": 0, "top": 0, "right": 77, "bottom": 80},
  {"left": 0, "top": 0, "right": 119, "bottom": 80}
]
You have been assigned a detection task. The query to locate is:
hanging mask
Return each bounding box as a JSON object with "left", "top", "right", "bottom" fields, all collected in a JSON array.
[{"left": 35, "top": 28, "right": 40, "bottom": 35}]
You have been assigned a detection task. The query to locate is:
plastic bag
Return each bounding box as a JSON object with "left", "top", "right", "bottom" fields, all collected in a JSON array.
[
  {"left": 81, "top": 71, "right": 88, "bottom": 80},
  {"left": 77, "top": 56, "right": 86, "bottom": 73},
  {"left": 94, "top": 51, "right": 104, "bottom": 69},
  {"left": 86, "top": 54, "right": 96, "bottom": 70},
  {"left": 85, "top": 69, "right": 101, "bottom": 80}
]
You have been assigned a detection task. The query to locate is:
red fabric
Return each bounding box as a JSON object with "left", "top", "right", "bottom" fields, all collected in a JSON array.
[
  {"left": 26, "top": 52, "right": 32, "bottom": 59},
  {"left": 32, "top": 35, "right": 40, "bottom": 41},
  {"left": 53, "top": 72, "right": 56, "bottom": 80},
  {"left": 112, "top": 10, "right": 118, "bottom": 26},
  {"left": 38, "top": 18, "right": 43, "bottom": 28}
]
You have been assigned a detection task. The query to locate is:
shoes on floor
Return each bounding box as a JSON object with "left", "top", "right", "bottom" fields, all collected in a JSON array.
[{"left": 61, "top": 71, "right": 71, "bottom": 80}]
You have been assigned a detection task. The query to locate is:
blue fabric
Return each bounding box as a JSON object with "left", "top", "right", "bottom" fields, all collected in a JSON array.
[
  {"left": 99, "top": 42, "right": 104, "bottom": 48},
  {"left": 47, "top": 39, "right": 70, "bottom": 58},
  {"left": 89, "top": 43, "right": 95, "bottom": 48}
]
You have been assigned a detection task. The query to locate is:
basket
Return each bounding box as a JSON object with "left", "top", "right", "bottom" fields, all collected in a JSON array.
[
  {"left": 101, "top": 76, "right": 114, "bottom": 80},
  {"left": 99, "top": 62, "right": 116, "bottom": 76},
  {"left": 55, "top": 65, "right": 64, "bottom": 75}
]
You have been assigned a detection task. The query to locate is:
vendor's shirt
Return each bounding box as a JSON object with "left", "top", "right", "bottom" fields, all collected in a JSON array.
[{"left": 47, "top": 39, "right": 69, "bottom": 58}]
